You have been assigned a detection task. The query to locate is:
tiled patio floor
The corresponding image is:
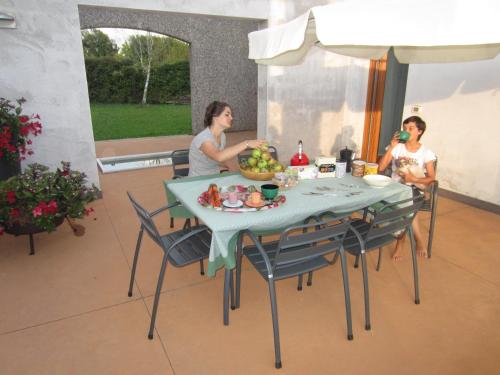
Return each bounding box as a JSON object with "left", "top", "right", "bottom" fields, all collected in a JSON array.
[{"left": 1, "top": 132, "right": 499, "bottom": 374}]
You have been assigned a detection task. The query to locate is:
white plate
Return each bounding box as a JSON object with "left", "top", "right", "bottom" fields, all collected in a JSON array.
[
  {"left": 363, "top": 174, "right": 392, "bottom": 188},
  {"left": 222, "top": 199, "right": 243, "bottom": 208}
]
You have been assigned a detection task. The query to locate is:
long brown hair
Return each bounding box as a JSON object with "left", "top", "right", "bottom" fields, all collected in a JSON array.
[{"left": 204, "top": 101, "right": 230, "bottom": 127}]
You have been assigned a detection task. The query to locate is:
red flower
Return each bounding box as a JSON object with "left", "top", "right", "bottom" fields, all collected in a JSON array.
[
  {"left": 10, "top": 208, "right": 20, "bottom": 218},
  {"left": 84, "top": 207, "right": 95, "bottom": 216},
  {"left": 46, "top": 200, "right": 58, "bottom": 215},
  {"left": 19, "top": 116, "right": 29, "bottom": 123},
  {"left": 32, "top": 206, "right": 43, "bottom": 217},
  {"left": 6, "top": 191, "right": 16, "bottom": 204}
]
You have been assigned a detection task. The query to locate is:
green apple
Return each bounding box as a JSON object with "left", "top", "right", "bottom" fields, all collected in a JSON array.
[
  {"left": 251, "top": 149, "right": 262, "bottom": 159},
  {"left": 268, "top": 158, "right": 277, "bottom": 166},
  {"left": 273, "top": 164, "right": 284, "bottom": 172},
  {"left": 251, "top": 167, "right": 261, "bottom": 173},
  {"left": 261, "top": 151, "right": 271, "bottom": 161},
  {"left": 257, "top": 160, "right": 268, "bottom": 169},
  {"left": 247, "top": 157, "right": 257, "bottom": 167}
]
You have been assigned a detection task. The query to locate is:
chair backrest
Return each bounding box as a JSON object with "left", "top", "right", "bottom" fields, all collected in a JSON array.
[
  {"left": 171, "top": 149, "right": 189, "bottom": 179},
  {"left": 273, "top": 219, "right": 350, "bottom": 272},
  {"left": 365, "top": 195, "right": 424, "bottom": 244},
  {"left": 237, "top": 146, "right": 278, "bottom": 164},
  {"left": 127, "top": 192, "right": 164, "bottom": 247}
]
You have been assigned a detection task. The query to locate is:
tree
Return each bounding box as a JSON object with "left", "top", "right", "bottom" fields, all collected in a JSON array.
[
  {"left": 123, "top": 32, "right": 154, "bottom": 104},
  {"left": 81, "top": 29, "right": 119, "bottom": 58},
  {"left": 121, "top": 34, "right": 189, "bottom": 66}
]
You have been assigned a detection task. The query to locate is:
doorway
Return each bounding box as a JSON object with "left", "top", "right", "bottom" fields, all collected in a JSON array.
[{"left": 361, "top": 48, "right": 409, "bottom": 162}]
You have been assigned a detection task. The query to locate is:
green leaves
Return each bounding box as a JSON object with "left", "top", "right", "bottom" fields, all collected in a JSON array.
[{"left": 0, "top": 162, "right": 99, "bottom": 232}]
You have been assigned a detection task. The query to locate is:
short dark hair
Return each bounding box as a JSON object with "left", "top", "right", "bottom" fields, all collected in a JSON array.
[
  {"left": 204, "top": 101, "right": 230, "bottom": 127},
  {"left": 403, "top": 116, "right": 426, "bottom": 140}
]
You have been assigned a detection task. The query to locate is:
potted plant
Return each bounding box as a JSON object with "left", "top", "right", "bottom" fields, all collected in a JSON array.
[
  {"left": 0, "top": 97, "right": 42, "bottom": 180},
  {"left": 0, "top": 162, "right": 99, "bottom": 254}
]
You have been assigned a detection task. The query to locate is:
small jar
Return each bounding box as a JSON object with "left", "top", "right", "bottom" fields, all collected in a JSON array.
[
  {"left": 364, "top": 163, "right": 379, "bottom": 175},
  {"left": 351, "top": 160, "right": 366, "bottom": 177}
]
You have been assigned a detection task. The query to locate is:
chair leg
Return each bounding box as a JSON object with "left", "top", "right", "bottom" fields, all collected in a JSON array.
[
  {"left": 268, "top": 277, "right": 282, "bottom": 369},
  {"left": 230, "top": 269, "right": 236, "bottom": 310},
  {"left": 223, "top": 268, "right": 231, "bottom": 326},
  {"left": 354, "top": 254, "right": 360, "bottom": 268},
  {"left": 183, "top": 218, "right": 191, "bottom": 230},
  {"left": 427, "top": 198, "right": 438, "bottom": 259},
  {"left": 235, "top": 236, "right": 243, "bottom": 309},
  {"left": 195, "top": 217, "right": 200, "bottom": 226},
  {"left": 339, "top": 248, "right": 354, "bottom": 340},
  {"left": 307, "top": 271, "right": 313, "bottom": 286},
  {"left": 170, "top": 217, "right": 174, "bottom": 228},
  {"left": 360, "top": 251, "right": 371, "bottom": 330},
  {"left": 408, "top": 227, "right": 421, "bottom": 305},
  {"left": 297, "top": 274, "right": 303, "bottom": 291},
  {"left": 128, "top": 227, "right": 144, "bottom": 297},
  {"left": 376, "top": 247, "right": 383, "bottom": 271},
  {"left": 329, "top": 251, "right": 339, "bottom": 265},
  {"left": 148, "top": 253, "right": 169, "bottom": 339},
  {"left": 199, "top": 259, "right": 205, "bottom": 275}
]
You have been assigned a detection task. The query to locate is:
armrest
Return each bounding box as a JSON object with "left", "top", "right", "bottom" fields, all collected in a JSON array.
[
  {"left": 238, "top": 229, "right": 274, "bottom": 277},
  {"left": 150, "top": 201, "right": 181, "bottom": 217}
]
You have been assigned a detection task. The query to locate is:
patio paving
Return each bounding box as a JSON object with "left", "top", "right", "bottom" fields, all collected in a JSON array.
[{"left": 1, "top": 131, "right": 499, "bottom": 374}]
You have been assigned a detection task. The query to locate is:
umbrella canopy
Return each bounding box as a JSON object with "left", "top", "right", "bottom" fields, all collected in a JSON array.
[{"left": 249, "top": 0, "right": 500, "bottom": 64}]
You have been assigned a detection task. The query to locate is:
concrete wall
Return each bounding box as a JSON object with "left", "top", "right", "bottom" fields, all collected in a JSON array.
[
  {"left": 79, "top": 5, "right": 260, "bottom": 135},
  {"left": 0, "top": 0, "right": 268, "bottom": 187},
  {"left": 404, "top": 57, "right": 500, "bottom": 205},
  {"left": 260, "top": 0, "right": 369, "bottom": 163}
]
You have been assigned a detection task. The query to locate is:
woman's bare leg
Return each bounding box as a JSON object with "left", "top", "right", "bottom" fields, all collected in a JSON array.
[
  {"left": 392, "top": 235, "right": 405, "bottom": 261},
  {"left": 412, "top": 213, "right": 427, "bottom": 257}
]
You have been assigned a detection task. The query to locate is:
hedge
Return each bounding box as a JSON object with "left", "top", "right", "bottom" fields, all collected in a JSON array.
[{"left": 84, "top": 57, "right": 190, "bottom": 104}]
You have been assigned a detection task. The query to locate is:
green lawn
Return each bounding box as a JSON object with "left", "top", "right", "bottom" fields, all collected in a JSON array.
[{"left": 90, "top": 103, "right": 192, "bottom": 141}]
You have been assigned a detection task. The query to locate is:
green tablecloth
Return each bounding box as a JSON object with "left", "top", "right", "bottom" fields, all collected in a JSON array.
[
  {"left": 164, "top": 173, "right": 239, "bottom": 219},
  {"left": 165, "top": 174, "right": 412, "bottom": 277}
]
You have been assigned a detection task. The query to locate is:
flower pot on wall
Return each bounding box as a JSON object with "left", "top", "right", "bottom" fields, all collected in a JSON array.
[{"left": 0, "top": 159, "right": 21, "bottom": 181}]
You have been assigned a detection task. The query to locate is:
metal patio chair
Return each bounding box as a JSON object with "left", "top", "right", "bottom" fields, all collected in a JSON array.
[
  {"left": 127, "top": 192, "right": 211, "bottom": 339},
  {"left": 419, "top": 159, "right": 439, "bottom": 258},
  {"left": 169, "top": 149, "right": 199, "bottom": 229},
  {"left": 344, "top": 195, "right": 424, "bottom": 331},
  {"left": 231, "top": 216, "right": 353, "bottom": 369},
  {"left": 379, "top": 157, "right": 439, "bottom": 258}
]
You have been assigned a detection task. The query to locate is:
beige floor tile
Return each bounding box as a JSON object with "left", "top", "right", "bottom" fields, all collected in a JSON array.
[
  {"left": 0, "top": 200, "right": 138, "bottom": 333},
  {"left": 0, "top": 300, "right": 174, "bottom": 375},
  {"left": 1, "top": 132, "right": 498, "bottom": 374}
]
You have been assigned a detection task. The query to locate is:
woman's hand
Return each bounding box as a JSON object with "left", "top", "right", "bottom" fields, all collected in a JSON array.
[
  {"left": 245, "top": 139, "right": 267, "bottom": 149},
  {"left": 401, "top": 170, "right": 417, "bottom": 183},
  {"left": 389, "top": 132, "right": 400, "bottom": 149}
]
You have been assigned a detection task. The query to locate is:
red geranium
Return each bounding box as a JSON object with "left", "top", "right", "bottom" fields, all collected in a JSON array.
[
  {"left": 0, "top": 162, "right": 98, "bottom": 235},
  {"left": 0, "top": 98, "right": 42, "bottom": 162}
]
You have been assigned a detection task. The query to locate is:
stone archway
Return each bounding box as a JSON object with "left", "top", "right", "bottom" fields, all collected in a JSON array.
[{"left": 79, "top": 5, "right": 260, "bottom": 135}]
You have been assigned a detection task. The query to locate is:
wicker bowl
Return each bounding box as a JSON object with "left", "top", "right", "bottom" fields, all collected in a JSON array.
[{"left": 240, "top": 168, "right": 275, "bottom": 181}]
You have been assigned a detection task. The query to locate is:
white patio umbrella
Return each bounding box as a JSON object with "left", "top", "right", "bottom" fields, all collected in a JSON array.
[{"left": 249, "top": 0, "right": 500, "bottom": 65}]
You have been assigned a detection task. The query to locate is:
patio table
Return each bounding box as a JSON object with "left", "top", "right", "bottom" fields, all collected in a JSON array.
[{"left": 164, "top": 173, "right": 412, "bottom": 277}]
